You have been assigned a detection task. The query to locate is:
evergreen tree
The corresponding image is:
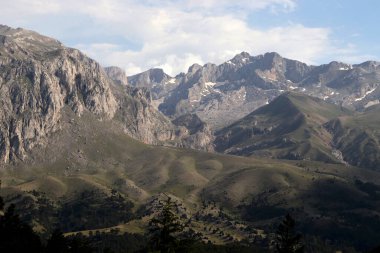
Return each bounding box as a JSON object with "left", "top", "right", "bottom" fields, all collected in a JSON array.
[
  {"left": 0, "top": 196, "right": 4, "bottom": 211},
  {"left": 148, "top": 197, "right": 184, "bottom": 253},
  {"left": 66, "top": 234, "right": 94, "bottom": 253},
  {"left": 276, "top": 214, "right": 304, "bottom": 253},
  {"left": 46, "top": 229, "right": 70, "bottom": 253},
  {"left": 0, "top": 199, "right": 42, "bottom": 253}
]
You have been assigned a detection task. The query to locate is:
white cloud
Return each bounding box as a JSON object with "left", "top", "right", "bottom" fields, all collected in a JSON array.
[
  {"left": 76, "top": 9, "right": 331, "bottom": 75},
  {"left": 0, "top": 0, "right": 357, "bottom": 76},
  {"left": 184, "top": 0, "right": 296, "bottom": 13},
  {"left": 328, "top": 43, "right": 377, "bottom": 64}
]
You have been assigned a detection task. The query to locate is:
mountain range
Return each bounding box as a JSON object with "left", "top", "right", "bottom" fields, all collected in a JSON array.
[
  {"left": 125, "top": 51, "right": 380, "bottom": 131},
  {"left": 1, "top": 25, "right": 380, "bottom": 251}
]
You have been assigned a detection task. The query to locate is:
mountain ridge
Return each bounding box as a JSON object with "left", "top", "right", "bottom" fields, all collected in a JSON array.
[
  {"left": 128, "top": 51, "right": 380, "bottom": 130},
  {"left": 217, "top": 92, "right": 353, "bottom": 160}
]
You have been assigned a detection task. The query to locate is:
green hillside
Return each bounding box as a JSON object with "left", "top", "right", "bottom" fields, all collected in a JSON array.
[
  {"left": 215, "top": 92, "right": 352, "bottom": 163},
  {"left": 1, "top": 106, "right": 380, "bottom": 250},
  {"left": 325, "top": 104, "right": 380, "bottom": 170}
]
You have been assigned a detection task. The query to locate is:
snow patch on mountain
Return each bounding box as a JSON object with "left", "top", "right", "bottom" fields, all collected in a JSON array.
[{"left": 355, "top": 88, "right": 377, "bottom": 101}]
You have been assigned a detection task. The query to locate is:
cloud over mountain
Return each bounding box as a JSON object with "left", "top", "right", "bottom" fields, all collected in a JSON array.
[{"left": 0, "top": 0, "right": 362, "bottom": 75}]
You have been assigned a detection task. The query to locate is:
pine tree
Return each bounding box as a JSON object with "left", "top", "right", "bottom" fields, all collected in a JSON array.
[
  {"left": 0, "top": 196, "right": 4, "bottom": 211},
  {"left": 0, "top": 201, "right": 42, "bottom": 253},
  {"left": 46, "top": 229, "right": 70, "bottom": 253},
  {"left": 276, "top": 213, "right": 304, "bottom": 253},
  {"left": 148, "top": 197, "right": 184, "bottom": 253}
]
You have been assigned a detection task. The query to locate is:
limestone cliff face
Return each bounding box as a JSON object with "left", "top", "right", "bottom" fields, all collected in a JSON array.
[
  {"left": 113, "top": 86, "right": 214, "bottom": 150},
  {"left": 0, "top": 25, "right": 213, "bottom": 163},
  {"left": 172, "top": 114, "right": 214, "bottom": 152},
  {"left": 104, "top": 66, "right": 128, "bottom": 86},
  {"left": 113, "top": 85, "right": 177, "bottom": 144},
  {"left": 0, "top": 25, "right": 117, "bottom": 163}
]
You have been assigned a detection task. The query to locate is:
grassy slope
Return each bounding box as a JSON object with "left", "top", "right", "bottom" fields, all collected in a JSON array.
[
  {"left": 326, "top": 104, "right": 380, "bottom": 170},
  {"left": 1, "top": 106, "right": 380, "bottom": 248},
  {"left": 215, "top": 92, "right": 353, "bottom": 163}
]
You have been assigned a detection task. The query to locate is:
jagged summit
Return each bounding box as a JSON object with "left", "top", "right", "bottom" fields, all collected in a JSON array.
[
  {"left": 0, "top": 25, "right": 62, "bottom": 57},
  {"left": 104, "top": 66, "right": 128, "bottom": 86},
  {"left": 128, "top": 68, "right": 172, "bottom": 87},
  {"left": 127, "top": 49, "right": 380, "bottom": 130},
  {"left": 187, "top": 63, "right": 203, "bottom": 74},
  {"left": 229, "top": 51, "right": 251, "bottom": 63}
]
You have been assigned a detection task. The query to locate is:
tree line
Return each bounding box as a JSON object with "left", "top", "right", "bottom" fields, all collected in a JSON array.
[{"left": 2, "top": 195, "right": 379, "bottom": 252}]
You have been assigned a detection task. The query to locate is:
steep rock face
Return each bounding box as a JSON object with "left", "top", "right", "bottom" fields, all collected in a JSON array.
[
  {"left": 112, "top": 85, "right": 177, "bottom": 144},
  {"left": 172, "top": 114, "right": 214, "bottom": 152},
  {"left": 104, "top": 66, "right": 128, "bottom": 86},
  {"left": 110, "top": 77, "right": 214, "bottom": 149},
  {"left": 0, "top": 25, "right": 116, "bottom": 163},
  {"left": 128, "top": 68, "right": 178, "bottom": 101}
]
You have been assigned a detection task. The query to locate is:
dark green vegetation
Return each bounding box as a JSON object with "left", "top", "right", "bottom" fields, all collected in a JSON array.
[
  {"left": 275, "top": 214, "right": 303, "bottom": 253},
  {"left": 148, "top": 197, "right": 186, "bottom": 252},
  {"left": 0, "top": 196, "right": 265, "bottom": 252},
  {"left": 0, "top": 197, "right": 42, "bottom": 252}
]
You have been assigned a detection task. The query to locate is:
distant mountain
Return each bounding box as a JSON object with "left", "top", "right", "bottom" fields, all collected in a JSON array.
[
  {"left": 104, "top": 66, "right": 128, "bottom": 86},
  {"left": 215, "top": 92, "right": 352, "bottom": 163},
  {"left": 128, "top": 68, "right": 177, "bottom": 99},
  {"left": 130, "top": 52, "right": 380, "bottom": 130}
]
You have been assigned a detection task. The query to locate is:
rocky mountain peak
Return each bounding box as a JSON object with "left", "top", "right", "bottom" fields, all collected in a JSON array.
[
  {"left": 146, "top": 68, "right": 168, "bottom": 82},
  {"left": 128, "top": 68, "right": 172, "bottom": 88},
  {"left": 0, "top": 25, "right": 62, "bottom": 59},
  {"left": 326, "top": 61, "right": 352, "bottom": 71},
  {"left": 0, "top": 25, "right": 118, "bottom": 163},
  {"left": 127, "top": 68, "right": 177, "bottom": 101},
  {"left": 188, "top": 63, "right": 203, "bottom": 74},
  {"left": 230, "top": 51, "right": 252, "bottom": 65},
  {"left": 355, "top": 61, "right": 380, "bottom": 71},
  {"left": 104, "top": 66, "right": 128, "bottom": 86},
  {"left": 262, "top": 51, "right": 283, "bottom": 64}
]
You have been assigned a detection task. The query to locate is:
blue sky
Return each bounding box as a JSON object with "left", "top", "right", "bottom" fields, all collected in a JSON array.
[{"left": 1, "top": 0, "right": 380, "bottom": 75}]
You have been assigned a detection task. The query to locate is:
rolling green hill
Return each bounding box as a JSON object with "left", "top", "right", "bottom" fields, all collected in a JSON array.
[{"left": 215, "top": 92, "right": 353, "bottom": 163}]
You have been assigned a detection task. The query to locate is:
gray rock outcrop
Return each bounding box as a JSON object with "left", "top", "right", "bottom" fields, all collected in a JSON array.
[
  {"left": 0, "top": 25, "right": 214, "bottom": 163},
  {"left": 0, "top": 25, "right": 117, "bottom": 163},
  {"left": 104, "top": 66, "right": 128, "bottom": 86}
]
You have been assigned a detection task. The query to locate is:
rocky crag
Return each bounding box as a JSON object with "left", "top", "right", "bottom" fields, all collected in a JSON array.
[{"left": 0, "top": 25, "right": 213, "bottom": 164}]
